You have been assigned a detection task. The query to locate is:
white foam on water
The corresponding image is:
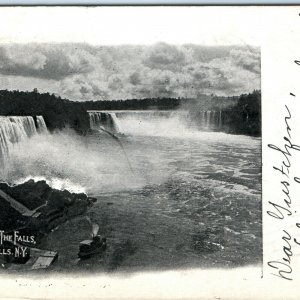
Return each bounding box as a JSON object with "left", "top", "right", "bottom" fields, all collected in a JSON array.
[
  {"left": 88, "top": 110, "right": 260, "bottom": 147},
  {"left": 14, "top": 176, "right": 86, "bottom": 194}
]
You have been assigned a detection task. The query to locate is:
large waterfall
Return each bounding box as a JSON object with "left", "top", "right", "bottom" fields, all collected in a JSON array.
[
  {"left": 88, "top": 110, "right": 223, "bottom": 136},
  {"left": 198, "top": 110, "right": 223, "bottom": 129},
  {"left": 89, "top": 111, "right": 120, "bottom": 134},
  {"left": 88, "top": 110, "right": 180, "bottom": 134},
  {"left": 0, "top": 116, "right": 47, "bottom": 162}
]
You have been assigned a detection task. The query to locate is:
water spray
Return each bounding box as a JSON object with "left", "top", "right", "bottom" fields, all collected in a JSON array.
[{"left": 96, "top": 126, "right": 135, "bottom": 175}]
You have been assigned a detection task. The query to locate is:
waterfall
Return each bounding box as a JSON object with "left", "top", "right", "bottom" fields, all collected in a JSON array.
[
  {"left": 89, "top": 111, "right": 120, "bottom": 134},
  {"left": 89, "top": 110, "right": 225, "bottom": 135},
  {"left": 207, "top": 111, "right": 212, "bottom": 127},
  {"left": 36, "top": 115, "right": 47, "bottom": 132},
  {"left": 212, "top": 111, "right": 216, "bottom": 126},
  {"left": 88, "top": 110, "right": 181, "bottom": 135},
  {"left": 0, "top": 116, "right": 47, "bottom": 163},
  {"left": 197, "top": 110, "right": 223, "bottom": 131},
  {"left": 88, "top": 110, "right": 195, "bottom": 137},
  {"left": 110, "top": 113, "right": 122, "bottom": 133}
]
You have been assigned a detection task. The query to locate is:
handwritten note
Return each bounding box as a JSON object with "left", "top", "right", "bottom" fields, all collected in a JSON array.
[{"left": 267, "top": 78, "right": 300, "bottom": 280}]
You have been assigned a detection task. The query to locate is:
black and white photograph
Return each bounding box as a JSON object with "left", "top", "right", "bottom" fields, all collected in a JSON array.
[{"left": 0, "top": 6, "right": 261, "bottom": 277}]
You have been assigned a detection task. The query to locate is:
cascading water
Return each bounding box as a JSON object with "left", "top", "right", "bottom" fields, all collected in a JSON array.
[
  {"left": 88, "top": 110, "right": 224, "bottom": 136},
  {"left": 219, "top": 111, "right": 223, "bottom": 128},
  {"left": 89, "top": 111, "right": 119, "bottom": 134},
  {"left": 110, "top": 113, "right": 122, "bottom": 133},
  {"left": 36, "top": 115, "right": 48, "bottom": 132},
  {"left": 88, "top": 111, "right": 135, "bottom": 173},
  {"left": 0, "top": 116, "right": 47, "bottom": 164},
  {"left": 197, "top": 110, "right": 223, "bottom": 130}
]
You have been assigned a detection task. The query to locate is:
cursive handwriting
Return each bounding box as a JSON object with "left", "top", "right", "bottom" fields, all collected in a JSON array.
[
  {"left": 268, "top": 230, "right": 292, "bottom": 280},
  {"left": 267, "top": 97, "right": 300, "bottom": 280},
  {"left": 267, "top": 104, "right": 300, "bottom": 220}
]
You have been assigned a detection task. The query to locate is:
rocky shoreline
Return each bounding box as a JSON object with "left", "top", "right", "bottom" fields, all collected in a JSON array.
[{"left": 0, "top": 179, "right": 96, "bottom": 241}]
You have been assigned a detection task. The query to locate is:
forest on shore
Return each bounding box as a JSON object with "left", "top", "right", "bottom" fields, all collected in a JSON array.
[{"left": 0, "top": 89, "right": 261, "bottom": 136}]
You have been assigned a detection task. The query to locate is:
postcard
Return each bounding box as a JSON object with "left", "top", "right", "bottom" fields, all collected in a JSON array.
[{"left": 0, "top": 5, "right": 298, "bottom": 299}]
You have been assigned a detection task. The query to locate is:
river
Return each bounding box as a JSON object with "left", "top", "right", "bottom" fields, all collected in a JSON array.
[{"left": 38, "top": 114, "right": 261, "bottom": 273}]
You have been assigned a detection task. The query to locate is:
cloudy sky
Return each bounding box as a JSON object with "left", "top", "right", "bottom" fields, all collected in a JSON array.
[{"left": 0, "top": 7, "right": 262, "bottom": 101}]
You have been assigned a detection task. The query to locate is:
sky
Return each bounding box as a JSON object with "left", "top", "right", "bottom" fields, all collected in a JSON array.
[{"left": 0, "top": 7, "right": 262, "bottom": 101}]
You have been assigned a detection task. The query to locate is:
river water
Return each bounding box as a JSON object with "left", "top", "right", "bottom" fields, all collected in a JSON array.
[{"left": 37, "top": 115, "right": 261, "bottom": 273}]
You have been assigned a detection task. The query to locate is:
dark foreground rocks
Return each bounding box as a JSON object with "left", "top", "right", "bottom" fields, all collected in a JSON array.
[{"left": 0, "top": 179, "right": 96, "bottom": 236}]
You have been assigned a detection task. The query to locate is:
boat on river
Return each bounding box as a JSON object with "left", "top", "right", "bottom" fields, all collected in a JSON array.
[{"left": 78, "top": 235, "right": 107, "bottom": 259}]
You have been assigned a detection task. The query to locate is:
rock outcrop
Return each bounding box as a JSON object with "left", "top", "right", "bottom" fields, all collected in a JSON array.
[{"left": 0, "top": 180, "right": 96, "bottom": 234}]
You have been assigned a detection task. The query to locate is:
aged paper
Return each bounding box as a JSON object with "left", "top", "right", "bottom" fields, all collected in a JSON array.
[{"left": 0, "top": 5, "right": 298, "bottom": 299}]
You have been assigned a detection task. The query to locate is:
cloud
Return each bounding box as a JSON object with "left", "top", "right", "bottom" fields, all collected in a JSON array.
[
  {"left": 0, "top": 43, "right": 260, "bottom": 100},
  {"left": 143, "top": 42, "right": 186, "bottom": 71},
  {"left": 230, "top": 48, "right": 260, "bottom": 74},
  {"left": 0, "top": 44, "right": 95, "bottom": 80}
]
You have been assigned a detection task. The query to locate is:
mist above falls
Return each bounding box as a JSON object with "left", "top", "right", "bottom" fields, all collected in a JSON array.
[
  {"left": 0, "top": 111, "right": 259, "bottom": 195},
  {"left": 1, "top": 129, "right": 150, "bottom": 194},
  {"left": 88, "top": 110, "right": 225, "bottom": 137}
]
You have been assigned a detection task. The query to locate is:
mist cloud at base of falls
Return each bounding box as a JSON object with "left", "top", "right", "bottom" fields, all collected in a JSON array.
[
  {"left": 0, "top": 112, "right": 260, "bottom": 195},
  {"left": 89, "top": 110, "right": 227, "bottom": 138},
  {"left": 0, "top": 129, "right": 170, "bottom": 194},
  {"left": 116, "top": 114, "right": 192, "bottom": 137}
]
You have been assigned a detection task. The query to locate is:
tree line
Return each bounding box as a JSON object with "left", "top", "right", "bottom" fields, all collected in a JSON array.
[{"left": 0, "top": 89, "right": 261, "bottom": 136}]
